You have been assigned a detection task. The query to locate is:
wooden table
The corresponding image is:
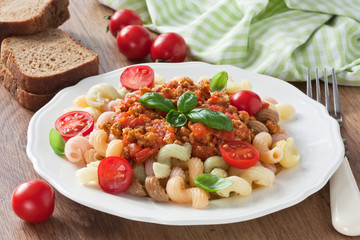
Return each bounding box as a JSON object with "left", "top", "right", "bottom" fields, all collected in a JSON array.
[{"left": 1, "top": 0, "right": 359, "bottom": 239}]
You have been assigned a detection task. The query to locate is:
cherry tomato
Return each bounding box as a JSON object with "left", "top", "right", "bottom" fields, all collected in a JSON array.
[
  {"left": 230, "top": 90, "right": 262, "bottom": 116},
  {"left": 220, "top": 141, "right": 260, "bottom": 169},
  {"left": 98, "top": 156, "right": 133, "bottom": 194},
  {"left": 55, "top": 111, "right": 94, "bottom": 141},
  {"left": 11, "top": 180, "right": 55, "bottom": 223},
  {"left": 108, "top": 9, "right": 142, "bottom": 37},
  {"left": 150, "top": 32, "right": 187, "bottom": 62},
  {"left": 116, "top": 25, "right": 152, "bottom": 60},
  {"left": 120, "top": 65, "right": 154, "bottom": 90}
]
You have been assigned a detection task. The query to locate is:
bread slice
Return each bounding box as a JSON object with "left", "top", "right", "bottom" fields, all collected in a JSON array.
[
  {"left": 0, "top": 63, "right": 55, "bottom": 111},
  {"left": 0, "top": 0, "right": 70, "bottom": 40},
  {"left": 1, "top": 28, "right": 99, "bottom": 94}
]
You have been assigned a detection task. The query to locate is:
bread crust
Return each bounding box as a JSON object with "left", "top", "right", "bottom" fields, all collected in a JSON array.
[{"left": 0, "top": 0, "right": 70, "bottom": 39}]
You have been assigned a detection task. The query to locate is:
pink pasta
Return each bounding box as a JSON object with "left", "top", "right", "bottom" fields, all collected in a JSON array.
[{"left": 65, "top": 136, "right": 93, "bottom": 162}]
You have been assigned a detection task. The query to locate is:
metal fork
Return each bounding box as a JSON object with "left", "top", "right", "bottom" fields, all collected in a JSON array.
[{"left": 307, "top": 68, "right": 360, "bottom": 236}]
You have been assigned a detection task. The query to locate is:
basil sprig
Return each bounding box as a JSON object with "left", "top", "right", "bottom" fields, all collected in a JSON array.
[
  {"left": 177, "top": 92, "right": 198, "bottom": 113},
  {"left": 139, "top": 90, "right": 233, "bottom": 130},
  {"left": 49, "top": 128, "right": 65, "bottom": 155},
  {"left": 166, "top": 109, "right": 187, "bottom": 127},
  {"left": 187, "top": 108, "right": 233, "bottom": 131},
  {"left": 194, "top": 174, "right": 233, "bottom": 192},
  {"left": 138, "top": 92, "right": 175, "bottom": 112},
  {"left": 209, "top": 71, "right": 228, "bottom": 92}
]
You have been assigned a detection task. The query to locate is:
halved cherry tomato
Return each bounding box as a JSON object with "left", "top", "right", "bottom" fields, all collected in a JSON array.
[
  {"left": 120, "top": 65, "right": 154, "bottom": 91},
  {"left": 11, "top": 180, "right": 55, "bottom": 223},
  {"left": 97, "top": 156, "right": 133, "bottom": 194},
  {"left": 55, "top": 111, "right": 94, "bottom": 141},
  {"left": 230, "top": 90, "right": 262, "bottom": 116},
  {"left": 108, "top": 9, "right": 143, "bottom": 37},
  {"left": 220, "top": 141, "right": 260, "bottom": 169}
]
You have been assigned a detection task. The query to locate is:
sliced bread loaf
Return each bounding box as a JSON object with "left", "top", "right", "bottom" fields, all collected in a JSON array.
[
  {"left": 1, "top": 62, "right": 55, "bottom": 111},
  {"left": 1, "top": 28, "right": 99, "bottom": 94},
  {"left": 0, "top": 0, "right": 70, "bottom": 40},
  {"left": 0, "top": 28, "right": 99, "bottom": 111}
]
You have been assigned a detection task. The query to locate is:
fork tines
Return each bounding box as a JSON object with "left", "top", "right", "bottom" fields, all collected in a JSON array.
[{"left": 306, "top": 68, "right": 343, "bottom": 125}]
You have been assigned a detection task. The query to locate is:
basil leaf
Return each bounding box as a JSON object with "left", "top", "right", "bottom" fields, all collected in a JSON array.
[
  {"left": 194, "top": 174, "right": 233, "bottom": 192},
  {"left": 49, "top": 128, "right": 65, "bottom": 155},
  {"left": 139, "top": 92, "right": 176, "bottom": 112},
  {"left": 166, "top": 109, "right": 187, "bottom": 127},
  {"left": 210, "top": 71, "right": 228, "bottom": 92},
  {"left": 187, "top": 108, "right": 233, "bottom": 131},
  {"left": 177, "top": 92, "right": 198, "bottom": 113}
]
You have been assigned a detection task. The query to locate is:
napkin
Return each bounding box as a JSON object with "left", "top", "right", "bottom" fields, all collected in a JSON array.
[{"left": 99, "top": 0, "right": 360, "bottom": 85}]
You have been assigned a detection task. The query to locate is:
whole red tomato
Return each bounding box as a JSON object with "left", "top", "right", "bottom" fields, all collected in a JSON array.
[
  {"left": 150, "top": 32, "right": 187, "bottom": 62},
  {"left": 11, "top": 180, "right": 55, "bottom": 222},
  {"left": 230, "top": 90, "right": 262, "bottom": 116},
  {"left": 108, "top": 9, "right": 142, "bottom": 37},
  {"left": 116, "top": 25, "right": 152, "bottom": 60}
]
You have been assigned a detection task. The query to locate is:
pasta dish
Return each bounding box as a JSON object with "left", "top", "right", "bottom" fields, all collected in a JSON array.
[{"left": 50, "top": 65, "right": 300, "bottom": 209}]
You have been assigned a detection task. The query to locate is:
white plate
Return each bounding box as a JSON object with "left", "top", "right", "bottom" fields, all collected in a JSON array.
[{"left": 27, "top": 62, "right": 344, "bottom": 225}]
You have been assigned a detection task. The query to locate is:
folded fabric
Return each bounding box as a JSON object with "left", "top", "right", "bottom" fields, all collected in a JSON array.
[{"left": 99, "top": 0, "right": 360, "bottom": 85}]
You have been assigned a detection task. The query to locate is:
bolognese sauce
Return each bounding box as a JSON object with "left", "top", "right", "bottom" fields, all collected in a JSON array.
[{"left": 100, "top": 76, "right": 276, "bottom": 162}]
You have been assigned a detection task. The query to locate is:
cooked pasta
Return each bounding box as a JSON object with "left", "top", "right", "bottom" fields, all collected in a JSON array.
[
  {"left": 255, "top": 108, "right": 280, "bottom": 123},
  {"left": 105, "top": 139, "right": 124, "bottom": 157},
  {"left": 166, "top": 176, "right": 209, "bottom": 209},
  {"left": 271, "top": 131, "right": 289, "bottom": 144},
  {"left": 275, "top": 103, "right": 296, "bottom": 120},
  {"left": 216, "top": 176, "right": 252, "bottom": 198},
  {"left": 203, "top": 156, "right": 229, "bottom": 174},
  {"left": 89, "top": 130, "right": 108, "bottom": 157},
  {"left": 154, "top": 73, "right": 166, "bottom": 85},
  {"left": 84, "top": 149, "right": 103, "bottom": 164},
  {"left": 248, "top": 120, "right": 268, "bottom": 135},
  {"left": 65, "top": 136, "right": 93, "bottom": 163},
  {"left": 144, "top": 157, "right": 155, "bottom": 176},
  {"left": 97, "top": 111, "right": 116, "bottom": 128},
  {"left": 187, "top": 157, "right": 204, "bottom": 187},
  {"left": 253, "top": 132, "right": 283, "bottom": 164},
  {"left": 153, "top": 143, "right": 192, "bottom": 178},
  {"left": 170, "top": 166, "right": 186, "bottom": 180},
  {"left": 273, "top": 137, "right": 300, "bottom": 168},
  {"left": 132, "top": 163, "right": 146, "bottom": 184},
  {"left": 237, "top": 166, "right": 275, "bottom": 187},
  {"left": 145, "top": 176, "right": 169, "bottom": 202},
  {"left": 226, "top": 76, "right": 252, "bottom": 93},
  {"left": 126, "top": 179, "right": 147, "bottom": 197},
  {"left": 76, "top": 160, "right": 101, "bottom": 186},
  {"left": 73, "top": 95, "right": 90, "bottom": 108},
  {"left": 86, "top": 83, "right": 122, "bottom": 108},
  {"left": 210, "top": 168, "right": 228, "bottom": 178}
]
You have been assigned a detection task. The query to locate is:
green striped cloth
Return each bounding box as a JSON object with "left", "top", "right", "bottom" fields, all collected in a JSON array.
[{"left": 99, "top": 0, "right": 360, "bottom": 85}]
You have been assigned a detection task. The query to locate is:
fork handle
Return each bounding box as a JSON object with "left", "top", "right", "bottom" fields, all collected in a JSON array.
[{"left": 330, "top": 156, "right": 360, "bottom": 236}]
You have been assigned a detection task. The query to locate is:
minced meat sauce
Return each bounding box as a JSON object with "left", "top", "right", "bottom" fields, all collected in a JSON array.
[{"left": 100, "top": 77, "right": 260, "bottom": 163}]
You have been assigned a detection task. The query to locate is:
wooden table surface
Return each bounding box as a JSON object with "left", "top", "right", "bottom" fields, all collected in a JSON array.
[{"left": 1, "top": 0, "right": 359, "bottom": 239}]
